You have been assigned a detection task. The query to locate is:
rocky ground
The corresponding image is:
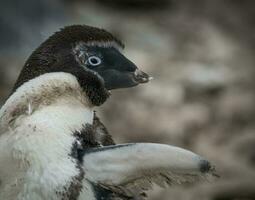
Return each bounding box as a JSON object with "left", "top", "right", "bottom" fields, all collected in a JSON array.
[{"left": 0, "top": 1, "right": 254, "bottom": 199}]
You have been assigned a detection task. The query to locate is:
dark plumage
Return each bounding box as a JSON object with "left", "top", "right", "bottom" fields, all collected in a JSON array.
[
  {"left": 12, "top": 25, "right": 123, "bottom": 93},
  {"left": 45, "top": 25, "right": 124, "bottom": 49}
]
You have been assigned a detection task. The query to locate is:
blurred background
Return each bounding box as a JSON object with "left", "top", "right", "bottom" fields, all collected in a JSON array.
[{"left": 0, "top": 0, "right": 255, "bottom": 199}]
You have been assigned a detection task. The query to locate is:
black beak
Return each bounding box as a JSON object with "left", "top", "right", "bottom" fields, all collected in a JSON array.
[{"left": 100, "top": 68, "right": 153, "bottom": 90}]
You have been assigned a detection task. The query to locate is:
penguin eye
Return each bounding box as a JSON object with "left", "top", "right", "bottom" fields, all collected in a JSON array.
[{"left": 87, "top": 56, "right": 102, "bottom": 66}]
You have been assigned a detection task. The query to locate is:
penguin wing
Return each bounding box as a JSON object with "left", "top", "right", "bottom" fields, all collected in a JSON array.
[{"left": 81, "top": 143, "right": 216, "bottom": 195}]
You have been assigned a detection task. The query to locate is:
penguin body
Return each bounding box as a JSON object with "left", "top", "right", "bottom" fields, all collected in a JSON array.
[{"left": 0, "top": 25, "right": 215, "bottom": 200}]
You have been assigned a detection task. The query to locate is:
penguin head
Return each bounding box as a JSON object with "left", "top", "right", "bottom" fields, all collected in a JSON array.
[
  {"left": 73, "top": 44, "right": 151, "bottom": 90},
  {"left": 13, "top": 25, "right": 151, "bottom": 106}
]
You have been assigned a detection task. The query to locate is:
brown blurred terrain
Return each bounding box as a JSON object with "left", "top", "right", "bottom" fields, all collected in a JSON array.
[{"left": 0, "top": 0, "right": 255, "bottom": 199}]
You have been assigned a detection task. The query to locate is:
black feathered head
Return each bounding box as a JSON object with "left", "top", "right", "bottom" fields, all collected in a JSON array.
[{"left": 13, "top": 25, "right": 152, "bottom": 106}]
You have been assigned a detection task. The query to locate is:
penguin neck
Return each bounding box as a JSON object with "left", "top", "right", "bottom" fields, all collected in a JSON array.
[{"left": 0, "top": 72, "right": 94, "bottom": 131}]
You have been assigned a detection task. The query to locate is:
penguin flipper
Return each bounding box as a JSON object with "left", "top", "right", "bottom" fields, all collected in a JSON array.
[{"left": 82, "top": 143, "right": 216, "bottom": 193}]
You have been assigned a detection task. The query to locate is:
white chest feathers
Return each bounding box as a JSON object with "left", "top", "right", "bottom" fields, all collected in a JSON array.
[{"left": 0, "top": 72, "right": 95, "bottom": 200}]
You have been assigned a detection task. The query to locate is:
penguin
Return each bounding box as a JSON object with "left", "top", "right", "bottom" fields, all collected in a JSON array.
[{"left": 0, "top": 25, "right": 215, "bottom": 200}]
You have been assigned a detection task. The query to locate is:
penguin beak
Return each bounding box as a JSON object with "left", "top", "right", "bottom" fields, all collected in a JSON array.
[
  {"left": 133, "top": 69, "right": 153, "bottom": 84},
  {"left": 102, "top": 69, "right": 153, "bottom": 90},
  {"left": 98, "top": 65, "right": 152, "bottom": 90}
]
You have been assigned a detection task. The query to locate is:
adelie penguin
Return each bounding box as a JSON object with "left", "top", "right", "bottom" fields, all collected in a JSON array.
[{"left": 0, "top": 25, "right": 216, "bottom": 200}]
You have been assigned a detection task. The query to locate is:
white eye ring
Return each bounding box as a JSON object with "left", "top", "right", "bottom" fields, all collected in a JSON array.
[{"left": 87, "top": 56, "right": 102, "bottom": 66}]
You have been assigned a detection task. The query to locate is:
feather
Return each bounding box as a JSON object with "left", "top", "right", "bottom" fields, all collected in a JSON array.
[{"left": 82, "top": 143, "right": 216, "bottom": 197}]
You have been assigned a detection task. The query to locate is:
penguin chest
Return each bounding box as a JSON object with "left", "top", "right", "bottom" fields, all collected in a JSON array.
[{"left": 0, "top": 96, "right": 94, "bottom": 200}]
